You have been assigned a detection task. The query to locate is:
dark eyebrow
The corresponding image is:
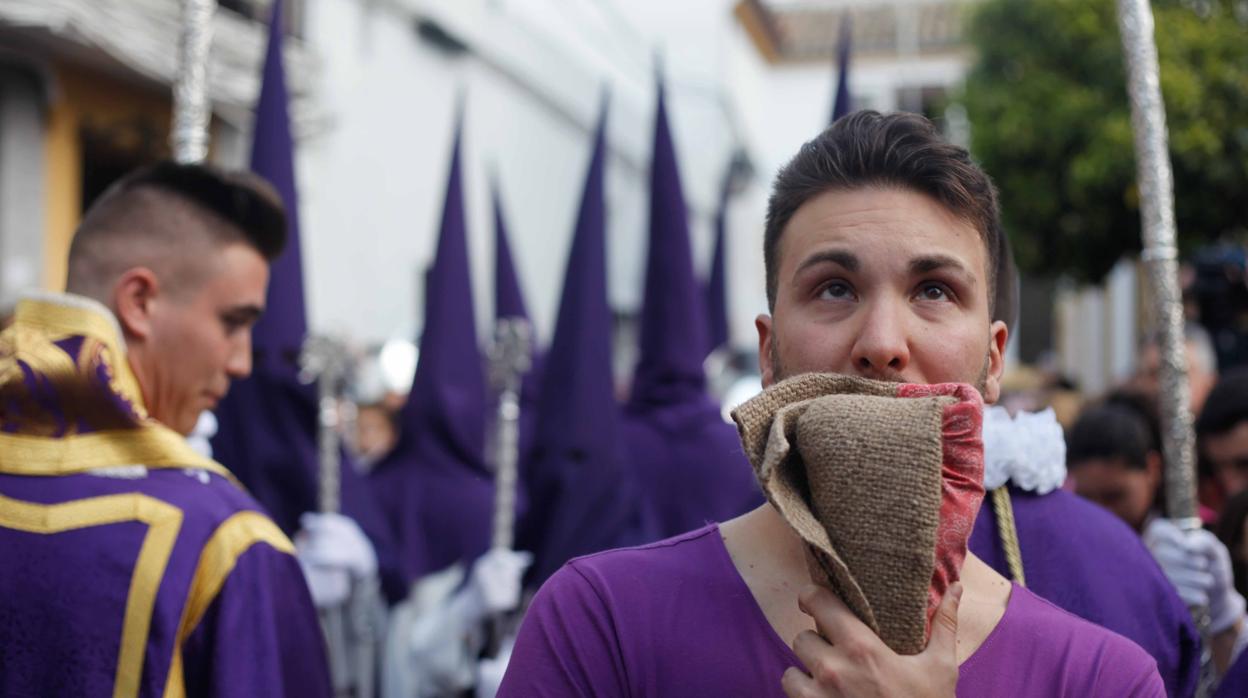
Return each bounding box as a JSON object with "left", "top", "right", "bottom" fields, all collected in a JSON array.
[
  {"left": 796, "top": 249, "right": 859, "bottom": 276},
  {"left": 223, "top": 305, "right": 265, "bottom": 322},
  {"left": 909, "top": 254, "right": 973, "bottom": 279}
]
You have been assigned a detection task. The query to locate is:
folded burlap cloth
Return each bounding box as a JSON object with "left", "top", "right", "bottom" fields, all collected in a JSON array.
[{"left": 731, "top": 374, "right": 984, "bottom": 655}]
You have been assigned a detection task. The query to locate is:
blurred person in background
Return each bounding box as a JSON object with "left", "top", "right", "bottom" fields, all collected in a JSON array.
[
  {"left": 0, "top": 161, "right": 331, "bottom": 696},
  {"left": 1067, "top": 397, "right": 1162, "bottom": 532},
  {"left": 355, "top": 402, "right": 399, "bottom": 470},
  {"left": 1132, "top": 323, "right": 1219, "bottom": 416},
  {"left": 1216, "top": 488, "right": 1248, "bottom": 605},
  {"left": 976, "top": 237, "right": 1198, "bottom": 696},
  {"left": 1068, "top": 394, "right": 1248, "bottom": 675},
  {"left": 1197, "top": 370, "right": 1248, "bottom": 504}
]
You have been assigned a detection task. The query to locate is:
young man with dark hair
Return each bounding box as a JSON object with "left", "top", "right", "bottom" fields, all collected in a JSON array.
[
  {"left": 1065, "top": 396, "right": 1248, "bottom": 677},
  {"left": 499, "top": 112, "right": 1161, "bottom": 696},
  {"left": 1198, "top": 370, "right": 1248, "bottom": 500},
  {"left": 1068, "top": 399, "right": 1164, "bottom": 532},
  {"left": 0, "top": 161, "right": 332, "bottom": 696},
  {"left": 976, "top": 252, "right": 1199, "bottom": 695}
]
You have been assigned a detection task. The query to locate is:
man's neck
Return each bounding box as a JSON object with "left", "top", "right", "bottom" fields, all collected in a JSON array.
[{"left": 720, "top": 503, "right": 1010, "bottom": 664}]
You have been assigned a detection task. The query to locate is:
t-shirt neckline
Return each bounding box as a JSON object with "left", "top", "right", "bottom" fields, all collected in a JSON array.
[{"left": 703, "top": 522, "right": 1021, "bottom": 671}]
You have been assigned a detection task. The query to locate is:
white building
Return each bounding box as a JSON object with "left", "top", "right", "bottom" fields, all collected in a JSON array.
[{"left": 0, "top": 0, "right": 1139, "bottom": 396}]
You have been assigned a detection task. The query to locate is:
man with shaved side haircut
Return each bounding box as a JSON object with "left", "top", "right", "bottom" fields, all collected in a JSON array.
[{"left": 0, "top": 161, "right": 331, "bottom": 697}]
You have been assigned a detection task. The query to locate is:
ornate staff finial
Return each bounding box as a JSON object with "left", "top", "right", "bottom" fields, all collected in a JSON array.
[
  {"left": 171, "top": 0, "right": 217, "bottom": 163},
  {"left": 487, "top": 317, "right": 533, "bottom": 552},
  {"left": 299, "top": 335, "right": 352, "bottom": 514}
]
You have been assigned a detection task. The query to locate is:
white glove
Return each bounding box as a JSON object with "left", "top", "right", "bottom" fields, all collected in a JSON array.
[
  {"left": 295, "top": 512, "right": 378, "bottom": 608},
  {"left": 398, "top": 550, "right": 533, "bottom": 696},
  {"left": 186, "top": 411, "right": 218, "bottom": 459},
  {"left": 1144, "top": 517, "right": 1247, "bottom": 634},
  {"left": 464, "top": 548, "right": 534, "bottom": 619},
  {"left": 475, "top": 634, "right": 516, "bottom": 698}
]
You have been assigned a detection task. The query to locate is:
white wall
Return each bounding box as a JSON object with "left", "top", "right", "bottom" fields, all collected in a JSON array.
[
  {"left": 0, "top": 68, "right": 46, "bottom": 311},
  {"left": 282, "top": 0, "right": 977, "bottom": 360},
  {"left": 293, "top": 0, "right": 747, "bottom": 348}
]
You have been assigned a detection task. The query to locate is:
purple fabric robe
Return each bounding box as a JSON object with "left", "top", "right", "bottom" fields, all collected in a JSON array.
[
  {"left": 829, "top": 14, "right": 852, "bottom": 124},
  {"left": 492, "top": 184, "right": 541, "bottom": 471},
  {"left": 0, "top": 287, "right": 331, "bottom": 698},
  {"left": 518, "top": 98, "right": 656, "bottom": 587},
  {"left": 247, "top": 0, "right": 305, "bottom": 371},
  {"left": 211, "top": 0, "right": 395, "bottom": 589},
  {"left": 1216, "top": 647, "right": 1248, "bottom": 697},
  {"left": 498, "top": 525, "right": 1164, "bottom": 697},
  {"left": 211, "top": 372, "right": 398, "bottom": 576},
  {"left": 971, "top": 486, "right": 1201, "bottom": 697},
  {"left": 368, "top": 118, "right": 509, "bottom": 601},
  {"left": 623, "top": 81, "right": 761, "bottom": 538},
  {"left": 703, "top": 178, "right": 730, "bottom": 356},
  {"left": 0, "top": 469, "right": 330, "bottom": 697}
]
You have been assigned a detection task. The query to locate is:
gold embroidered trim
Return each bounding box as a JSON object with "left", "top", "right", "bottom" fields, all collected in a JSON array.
[
  {"left": 162, "top": 511, "right": 296, "bottom": 697},
  {"left": 0, "top": 492, "right": 183, "bottom": 698},
  {"left": 14, "top": 297, "right": 146, "bottom": 411},
  {"left": 0, "top": 430, "right": 236, "bottom": 483},
  {"left": 0, "top": 296, "right": 240, "bottom": 487}
]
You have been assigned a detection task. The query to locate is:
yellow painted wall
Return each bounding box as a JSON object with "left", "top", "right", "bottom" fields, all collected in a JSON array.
[{"left": 41, "top": 62, "right": 172, "bottom": 291}]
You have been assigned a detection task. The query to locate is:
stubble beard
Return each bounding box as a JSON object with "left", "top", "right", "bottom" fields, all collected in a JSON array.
[{"left": 768, "top": 334, "right": 993, "bottom": 398}]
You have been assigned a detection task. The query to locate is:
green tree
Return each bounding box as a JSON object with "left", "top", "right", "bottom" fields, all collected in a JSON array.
[{"left": 961, "top": 0, "right": 1248, "bottom": 283}]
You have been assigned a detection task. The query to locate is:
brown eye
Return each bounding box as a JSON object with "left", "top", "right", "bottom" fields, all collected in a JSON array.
[
  {"left": 915, "top": 283, "right": 951, "bottom": 302},
  {"left": 820, "top": 281, "right": 855, "bottom": 301}
]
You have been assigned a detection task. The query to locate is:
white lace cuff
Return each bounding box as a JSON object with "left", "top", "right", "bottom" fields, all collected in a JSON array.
[{"left": 983, "top": 406, "right": 1067, "bottom": 494}]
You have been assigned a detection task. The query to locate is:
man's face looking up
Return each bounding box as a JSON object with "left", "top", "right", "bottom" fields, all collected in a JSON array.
[{"left": 757, "top": 186, "right": 1008, "bottom": 402}]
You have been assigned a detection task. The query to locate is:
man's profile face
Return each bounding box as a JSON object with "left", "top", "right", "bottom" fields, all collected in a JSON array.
[
  {"left": 141, "top": 242, "right": 268, "bottom": 435},
  {"left": 1132, "top": 341, "right": 1215, "bottom": 415},
  {"left": 355, "top": 405, "right": 398, "bottom": 463},
  {"left": 1069, "top": 456, "right": 1159, "bottom": 531},
  {"left": 1204, "top": 422, "right": 1248, "bottom": 498},
  {"left": 757, "top": 187, "right": 1006, "bottom": 402}
]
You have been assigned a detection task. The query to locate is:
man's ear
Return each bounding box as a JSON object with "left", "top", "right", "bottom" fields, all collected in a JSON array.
[
  {"left": 982, "top": 320, "right": 1009, "bottom": 404},
  {"left": 112, "top": 267, "right": 160, "bottom": 341},
  {"left": 756, "top": 313, "right": 775, "bottom": 388}
]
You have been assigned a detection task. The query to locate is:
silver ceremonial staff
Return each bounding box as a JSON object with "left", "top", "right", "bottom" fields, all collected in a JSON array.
[
  {"left": 488, "top": 318, "right": 533, "bottom": 553},
  {"left": 171, "top": 0, "right": 217, "bottom": 164},
  {"left": 1115, "top": 1, "right": 1213, "bottom": 694},
  {"left": 299, "top": 336, "right": 379, "bottom": 698},
  {"left": 485, "top": 317, "right": 532, "bottom": 658},
  {"left": 298, "top": 335, "right": 349, "bottom": 514},
  {"left": 1114, "top": 0, "right": 1199, "bottom": 532}
]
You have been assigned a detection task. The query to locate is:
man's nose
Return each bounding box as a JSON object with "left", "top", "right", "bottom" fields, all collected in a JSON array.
[
  {"left": 849, "top": 299, "right": 911, "bottom": 377},
  {"left": 225, "top": 332, "right": 253, "bottom": 379}
]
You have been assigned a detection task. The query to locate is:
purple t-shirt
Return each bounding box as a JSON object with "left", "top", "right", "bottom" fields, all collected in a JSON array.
[{"left": 499, "top": 525, "right": 1164, "bottom": 697}]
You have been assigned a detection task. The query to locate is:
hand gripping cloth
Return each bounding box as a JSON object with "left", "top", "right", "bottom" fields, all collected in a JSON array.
[{"left": 731, "top": 373, "right": 984, "bottom": 654}]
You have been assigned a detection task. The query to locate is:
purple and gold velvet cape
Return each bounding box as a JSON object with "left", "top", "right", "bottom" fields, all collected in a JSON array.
[{"left": 0, "top": 294, "right": 331, "bottom": 697}]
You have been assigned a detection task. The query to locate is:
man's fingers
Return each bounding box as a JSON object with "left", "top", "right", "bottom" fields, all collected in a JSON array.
[
  {"left": 781, "top": 666, "right": 826, "bottom": 698},
  {"left": 790, "top": 629, "right": 832, "bottom": 671},
  {"left": 798, "top": 584, "right": 863, "bottom": 645},
  {"left": 924, "top": 582, "right": 962, "bottom": 659}
]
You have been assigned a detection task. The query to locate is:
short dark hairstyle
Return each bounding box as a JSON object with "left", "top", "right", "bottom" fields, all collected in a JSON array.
[
  {"left": 67, "top": 161, "right": 287, "bottom": 301},
  {"left": 764, "top": 111, "right": 1004, "bottom": 315},
  {"left": 79, "top": 161, "right": 287, "bottom": 260},
  {"left": 1067, "top": 398, "right": 1158, "bottom": 472},
  {"left": 1197, "top": 369, "right": 1248, "bottom": 437},
  {"left": 993, "top": 230, "right": 1019, "bottom": 328}
]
